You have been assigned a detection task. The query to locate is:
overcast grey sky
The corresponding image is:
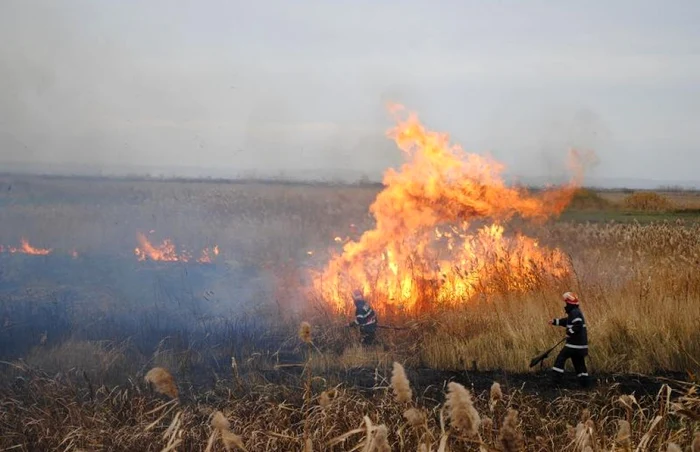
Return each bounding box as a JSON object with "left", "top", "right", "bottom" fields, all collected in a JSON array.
[{"left": 1, "top": 0, "right": 699, "bottom": 184}]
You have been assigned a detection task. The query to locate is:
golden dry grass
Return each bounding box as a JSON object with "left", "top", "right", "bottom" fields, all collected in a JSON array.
[
  {"left": 1, "top": 176, "right": 700, "bottom": 449},
  {"left": 2, "top": 177, "right": 700, "bottom": 376},
  {"left": 0, "top": 359, "right": 698, "bottom": 451},
  {"left": 597, "top": 189, "right": 700, "bottom": 211},
  {"left": 622, "top": 192, "right": 674, "bottom": 212}
]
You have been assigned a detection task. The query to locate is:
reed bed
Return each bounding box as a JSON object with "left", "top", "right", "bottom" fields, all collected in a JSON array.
[{"left": 0, "top": 359, "right": 698, "bottom": 451}]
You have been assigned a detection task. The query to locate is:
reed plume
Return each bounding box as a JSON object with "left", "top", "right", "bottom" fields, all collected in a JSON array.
[
  {"left": 614, "top": 420, "right": 632, "bottom": 452},
  {"left": 498, "top": 409, "right": 524, "bottom": 452},
  {"left": 489, "top": 382, "right": 503, "bottom": 412},
  {"left": 445, "top": 382, "right": 480, "bottom": 438},
  {"left": 391, "top": 362, "right": 412, "bottom": 404},
  {"left": 367, "top": 424, "right": 391, "bottom": 452},
  {"left": 303, "top": 438, "right": 313, "bottom": 452},
  {"left": 481, "top": 416, "right": 494, "bottom": 443},
  {"left": 667, "top": 443, "right": 682, "bottom": 452},
  {"left": 210, "top": 411, "right": 247, "bottom": 452},
  {"left": 403, "top": 408, "right": 425, "bottom": 428},
  {"left": 319, "top": 390, "right": 335, "bottom": 409},
  {"left": 211, "top": 411, "right": 230, "bottom": 431},
  {"left": 299, "top": 321, "right": 312, "bottom": 344},
  {"left": 144, "top": 367, "right": 178, "bottom": 399}
]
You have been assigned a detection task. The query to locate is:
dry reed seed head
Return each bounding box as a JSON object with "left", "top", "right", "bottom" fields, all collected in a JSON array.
[
  {"left": 303, "top": 438, "right": 313, "bottom": 452},
  {"left": 299, "top": 321, "right": 312, "bottom": 344},
  {"left": 498, "top": 409, "right": 525, "bottom": 452},
  {"left": 619, "top": 394, "right": 637, "bottom": 409},
  {"left": 615, "top": 420, "right": 632, "bottom": 450},
  {"left": 144, "top": 367, "right": 178, "bottom": 399},
  {"left": 319, "top": 390, "right": 335, "bottom": 409},
  {"left": 417, "top": 444, "right": 429, "bottom": 452},
  {"left": 667, "top": 443, "right": 682, "bottom": 452},
  {"left": 391, "top": 362, "right": 413, "bottom": 404},
  {"left": 445, "top": 382, "right": 481, "bottom": 438},
  {"left": 582, "top": 447, "right": 593, "bottom": 452},
  {"left": 580, "top": 408, "right": 591, "bottom": 423},
  {"left": 211, "top": 410, "right": 230, "bottom": 431},
  {"left": 481, "top": 416, "right": 493, "bottom": 434},
  {"left": 618, "top": 394, "right": 637, "bottom": 410},
  {"left": 574, "top": 421, "right": 594, "bottom": 451},
  {"left": 490, "top": 382, "right": 503, "bottom": 402},
  {"left": 403, "top": 408, "right": 426, "bottom": 428},
  {"left": 220, "top": 430, "right": 246, "bottom": 451},
  {"left": 368, "top": 425, "right": 391, "bottom": 452},
  {"left": 489, "top": 382, "right": 503, "bottom": 412},
  {"left": 575, "top": 423, "right": 586, "bottom": 446}
]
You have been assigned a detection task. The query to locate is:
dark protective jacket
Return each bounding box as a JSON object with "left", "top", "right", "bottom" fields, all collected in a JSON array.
[
  {"left": 552, "top": 305, "right": 588, "bottom": 350},
  {"left": 353, "top": 301, "right": 377, "bottom": 328}
]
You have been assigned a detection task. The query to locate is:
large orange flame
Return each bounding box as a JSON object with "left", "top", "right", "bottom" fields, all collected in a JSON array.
[
  {"left": 134, "top": 233, "right": 219, "bottom": 263},
  {"left": 0, "top": 238, "right": 52, "bottom": 255},
  {"left": 311, "top": 105, "right": 584, "bottom": 314}
]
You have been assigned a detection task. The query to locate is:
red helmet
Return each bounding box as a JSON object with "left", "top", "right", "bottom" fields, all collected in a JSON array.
[{"left": 562, "top": 291, "right": 579, "bottom": 305}]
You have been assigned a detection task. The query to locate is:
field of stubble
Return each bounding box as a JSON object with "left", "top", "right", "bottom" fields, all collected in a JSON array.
[{"left": 0, "top": 175, "right": 698, "bottom": 451}]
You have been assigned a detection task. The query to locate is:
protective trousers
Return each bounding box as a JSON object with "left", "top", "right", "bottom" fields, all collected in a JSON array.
[
  {"left": 359, "top": 324, "right": 377, "bottom": 345},
  {"left": 551, "top": 346, "right": 589, "bottom": 387}
]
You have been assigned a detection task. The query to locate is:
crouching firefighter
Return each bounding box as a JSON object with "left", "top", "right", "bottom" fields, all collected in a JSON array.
[
  {"left": 348, "top": 289, "right": 378, "bottom": 346},
  {"left": 549, "top": 292, "right": 590, "bottom": 387}
]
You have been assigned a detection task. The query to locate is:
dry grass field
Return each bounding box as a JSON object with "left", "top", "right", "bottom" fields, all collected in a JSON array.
[
  {"left": 0, "top": 174, "right": 698, "bottom": 450},
  {"left": 1, "top": 112, "right": 699, "bottom": 450}
]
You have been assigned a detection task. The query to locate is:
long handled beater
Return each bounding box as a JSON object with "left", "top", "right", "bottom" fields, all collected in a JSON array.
[{"left": 529, "top": 338, "right": 566, "bottom": 368}]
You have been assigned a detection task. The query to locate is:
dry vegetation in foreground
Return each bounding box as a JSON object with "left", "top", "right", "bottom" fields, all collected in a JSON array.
[
  {"left": 1, "top": 177, "right": 700, "bottom": 449},
  {"left": 0, "top": 355, "right": 698, "bottom": 451}
]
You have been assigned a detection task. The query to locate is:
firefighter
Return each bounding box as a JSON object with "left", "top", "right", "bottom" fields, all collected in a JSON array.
[
  {"left": 348, "top": 289, "right": 378, "bottom": 345},
  {"left": 548, "top": 291, "right": 590, "bottom": 387}
]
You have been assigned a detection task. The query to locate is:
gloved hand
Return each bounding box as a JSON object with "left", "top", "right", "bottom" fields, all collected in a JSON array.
[{"left": 348, "top": 322, "right": 356, "bottom": 328}]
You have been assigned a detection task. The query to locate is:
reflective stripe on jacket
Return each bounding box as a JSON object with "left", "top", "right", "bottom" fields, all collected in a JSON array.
[
  {"left": 553, "top": 306, "right": 588, "bottom": 349},
  {"left": 355, "top": 302, "right": 377, "bottom": 327}
]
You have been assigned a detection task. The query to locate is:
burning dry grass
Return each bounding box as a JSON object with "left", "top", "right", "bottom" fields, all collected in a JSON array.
[
  {"left": 298, "top": 217, "right": 700, "bottom": 375},
  {"left": 311, "top": 106, "right": 584, "bottom": 315},
  {"left": 2, "top": 157, "right": 700, "bottom": 449},
  {"left": 0, "top": 360, "right": 698, "bottom": 451}
]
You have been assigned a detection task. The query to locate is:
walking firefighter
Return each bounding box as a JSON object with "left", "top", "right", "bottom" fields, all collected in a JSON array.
[
  {"left": 548, "top": 291, "right": 590, "bottom": 387},
  {"left": 348, "top": 289, "right": 378, "bottom": 345}
]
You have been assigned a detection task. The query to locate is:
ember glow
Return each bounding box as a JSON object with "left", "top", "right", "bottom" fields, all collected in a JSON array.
[
  {"left": 311, "top": 105, "right": 584, "bottom": 314},
  {"left": 0, "top": 238, "right": 52, "bottom": 256},
  {"left": 134, "top": 232, "right": 219, "bottom": 263}
]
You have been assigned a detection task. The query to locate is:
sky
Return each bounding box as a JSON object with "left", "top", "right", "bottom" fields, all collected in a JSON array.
[{"left": 1, "top": 0, "right": 699, "bottom": 186}]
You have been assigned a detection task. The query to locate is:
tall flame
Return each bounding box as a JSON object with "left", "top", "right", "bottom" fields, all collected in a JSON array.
[{"left": 311, "top": 105, "right": 583, "bottom": 314}]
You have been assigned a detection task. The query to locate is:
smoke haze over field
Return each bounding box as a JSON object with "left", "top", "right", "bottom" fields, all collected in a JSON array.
[{"left": 1, "top": 0, "right": 699, "bottom": 186}]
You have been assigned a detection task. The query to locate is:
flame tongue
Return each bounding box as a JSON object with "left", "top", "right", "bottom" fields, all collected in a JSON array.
[
  {"left": 0, "top": 238, "right": 52, "bottom": 255},
  {"left": 134, "top": 232, "right": 219, "bottom": 263},
  {"left": 312, "top": 105, "right": 579, "bottom": 314},
  {"left": 135, "top": 233, "right": 185, "bottom": 262}
]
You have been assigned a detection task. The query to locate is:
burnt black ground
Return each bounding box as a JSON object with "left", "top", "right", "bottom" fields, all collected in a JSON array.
[{"left": 251, "top": 365, "right": 692, "bottom": 406}]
